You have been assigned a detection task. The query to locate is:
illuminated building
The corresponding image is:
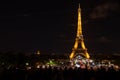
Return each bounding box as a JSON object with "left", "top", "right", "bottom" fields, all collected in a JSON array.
[
  {"left": 69, "top": 4, "right": 91, "bottom": 67},
  {"left": 36, "top": 50, "right": 40, "bottom": 55}
]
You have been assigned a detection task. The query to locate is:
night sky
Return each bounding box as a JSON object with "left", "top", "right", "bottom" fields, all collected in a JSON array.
[{"left": 0, "top": 0, "right": 120, "bottom": 54}]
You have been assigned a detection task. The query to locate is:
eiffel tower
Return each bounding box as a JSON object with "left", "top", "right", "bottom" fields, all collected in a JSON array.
[{"left": 69, "top": 4, "right": 90, "bottom": 60}]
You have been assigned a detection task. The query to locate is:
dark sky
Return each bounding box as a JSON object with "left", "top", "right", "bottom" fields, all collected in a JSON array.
[{"left": 0, "top": 0, "right": 120, "bottom": 54}]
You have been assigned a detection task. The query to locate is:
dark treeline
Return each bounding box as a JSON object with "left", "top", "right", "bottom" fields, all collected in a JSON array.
[
  {"left": 0, "top": 51, "right": 120, "bottom": 68},
  {"left": 0, "top": 51, "right": 69, "bottom": 70}
]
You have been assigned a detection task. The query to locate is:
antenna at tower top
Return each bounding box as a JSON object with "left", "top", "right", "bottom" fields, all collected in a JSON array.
[{"left": 79, "top": 3, "right": 80, "bottom": 9}]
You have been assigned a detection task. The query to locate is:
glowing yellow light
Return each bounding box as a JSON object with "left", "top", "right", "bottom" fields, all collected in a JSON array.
[
  {"left": 69, "top": 52, "right": 74, "bottom": 59},
  {"left": 77, "top": 5, "right": 82, "bottom": 37},
  {"left": 81, "top": 41, "right": 85, "bottom": 49},
  {"left": 86, "top": 52, "right": 90, "bottom": 59},
  {"left": 74, "top": 41, "right": 78, "bottom": 49},
  {"left": 70, "top": 4, "right": 90, "bottom": 60}
]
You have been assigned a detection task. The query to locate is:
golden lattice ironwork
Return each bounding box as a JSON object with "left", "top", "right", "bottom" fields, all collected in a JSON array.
[{"left": 70, "top": 4, "right": 90, "bottom": 59}]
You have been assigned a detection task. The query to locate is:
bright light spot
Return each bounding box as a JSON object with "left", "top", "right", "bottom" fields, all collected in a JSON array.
[
  {"left": 75, "top": 64, "right": 80, "bottom": 67},
  {"left": 26, "top": 67, "right": 31, "bottom": 70},
  {"left": 26, "top": 62, "right": 29, "bottom": 66},
  {"left": 37, "top": 65, "right": 40, "bottom": 68}
]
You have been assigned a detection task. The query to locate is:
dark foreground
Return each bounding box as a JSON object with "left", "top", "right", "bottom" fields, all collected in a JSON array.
[{"left": 0, "top": 66, "right": 120, "bottom": 80}]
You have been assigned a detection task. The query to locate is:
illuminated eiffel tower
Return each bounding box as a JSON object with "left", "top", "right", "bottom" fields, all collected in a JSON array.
[{"left": 69, "top": 4, "right": 90, "bottom": 60}]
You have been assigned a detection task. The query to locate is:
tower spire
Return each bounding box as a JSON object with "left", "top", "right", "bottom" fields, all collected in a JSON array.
[
  {"left": 77, "top": 3, "right": 82, "bottom": 37},
  {"left": 79, "top": 3, "right": 80, "bottom": 10}
]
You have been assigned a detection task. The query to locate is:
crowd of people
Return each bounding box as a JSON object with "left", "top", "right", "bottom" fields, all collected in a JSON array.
[{"left": 0, "top": 65, "right": 120, "bottom": 80}]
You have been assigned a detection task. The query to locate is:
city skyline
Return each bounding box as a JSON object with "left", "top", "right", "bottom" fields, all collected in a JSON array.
[{"left": 0, "top": 0, "right": 120, "bottom": 54}]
